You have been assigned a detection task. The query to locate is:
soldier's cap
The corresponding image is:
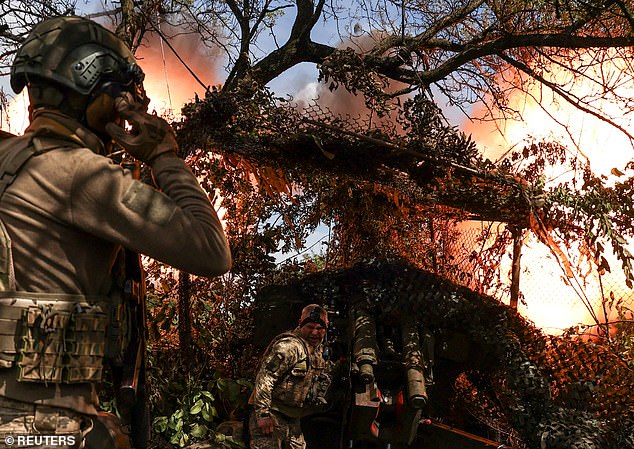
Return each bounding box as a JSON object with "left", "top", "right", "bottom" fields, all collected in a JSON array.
[{"left": 299, "top": 304, "right": 328, "bottom": 329}]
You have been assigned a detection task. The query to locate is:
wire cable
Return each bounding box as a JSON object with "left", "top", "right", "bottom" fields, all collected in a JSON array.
[
  {"left": 157, "top": 17, "right": 174, "bottom": 112},
  {"left": 137, "top": 8, "right": 210, "bottom": 94}
]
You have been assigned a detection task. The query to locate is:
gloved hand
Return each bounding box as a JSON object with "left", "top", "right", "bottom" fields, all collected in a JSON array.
[
  {"left": 256, "top": 416, "right": 277, "bottom": 436},
  {"left": 105, "top": 92, "right": 177, "bottom": 163}
]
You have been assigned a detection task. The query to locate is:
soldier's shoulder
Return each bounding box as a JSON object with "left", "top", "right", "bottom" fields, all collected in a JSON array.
[
  {"left": 271, "top": 332, "right": 307, "bottom": 352},
  {"left": 0, "top": 129, "right": 15, "bottom": 141},
  {"left": 0, "top": 132, "right": 29, "bottom": 154}
]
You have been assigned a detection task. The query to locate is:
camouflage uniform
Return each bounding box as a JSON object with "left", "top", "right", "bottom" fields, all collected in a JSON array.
[
  {"left": 248, "top": 410, "right": 304, "bottom": 449},
  {"left": 0, "top": 397, "right": 91, "bottom": 449},
  {"left": 249, "top": 329, "right": 330, "bottom": 449}
]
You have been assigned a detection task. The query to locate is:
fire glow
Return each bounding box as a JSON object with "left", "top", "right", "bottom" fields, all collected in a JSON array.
[
  {"left": 462, "top": 54, "right": 634, "bottom": 333},
  {"left": 136, "top": 28, "right": 220, "bottom": 119}
]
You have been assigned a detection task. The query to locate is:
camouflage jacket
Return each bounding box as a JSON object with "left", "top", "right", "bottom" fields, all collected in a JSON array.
[{"left": 253, "top": 329, "right": 331, "bottom": 419}]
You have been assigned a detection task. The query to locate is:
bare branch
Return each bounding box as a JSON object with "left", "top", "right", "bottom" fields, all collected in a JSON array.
[{"left": 499, "top": 52, "right": 634, "bottom": 142}]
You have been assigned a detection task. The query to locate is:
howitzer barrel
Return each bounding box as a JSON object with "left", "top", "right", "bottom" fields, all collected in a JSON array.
[
  {"left": 401, "top": 316, "right": 427, "bottom": 409},
  {"left": 358, "top": 362, "right": 375, "bottom": 384},
  {"left": 352, "top": 303, "right": 378, "bottom": 384}
]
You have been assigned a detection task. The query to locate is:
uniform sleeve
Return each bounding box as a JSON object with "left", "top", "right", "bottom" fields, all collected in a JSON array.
[
  {"left": 68, "top": 151, "right": 231, "bottom": 277},
  {"left": 253, "top": 338, "right": 302, "bottom": 419}
]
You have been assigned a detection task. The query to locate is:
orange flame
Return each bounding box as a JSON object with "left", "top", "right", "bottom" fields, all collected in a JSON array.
[{"left": 462, "top": 54, "right": 634, "bottom": 333}]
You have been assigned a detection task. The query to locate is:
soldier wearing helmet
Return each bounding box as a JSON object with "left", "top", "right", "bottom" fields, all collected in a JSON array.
[
  {"left": 0, "top": 16, "right": 231, "bottom": 449},
  {"left": 249, "top": 304, "right": 332, "bottom": 449}
]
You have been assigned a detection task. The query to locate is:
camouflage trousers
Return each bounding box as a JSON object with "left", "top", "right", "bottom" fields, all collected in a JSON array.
[
  {"left": 0, "top": 396, "right": 92, "bottom": 449},
  {"left": 249, "top": 410, "right": 305, "bottom": 449}
]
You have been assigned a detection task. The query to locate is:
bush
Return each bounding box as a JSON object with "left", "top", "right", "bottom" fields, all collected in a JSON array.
[{"left": 147, "top": 350, "right": 253, "bottom": 448}]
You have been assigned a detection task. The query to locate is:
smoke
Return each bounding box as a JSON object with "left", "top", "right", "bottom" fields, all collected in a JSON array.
[
  {"left": 293, "top": 33, "right": 407, "bottom": 130},
  {"left": 135, "top": 25, "right": 223, "bottom": 118}
]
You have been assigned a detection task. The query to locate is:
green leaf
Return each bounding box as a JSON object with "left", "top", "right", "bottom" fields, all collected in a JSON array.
[
  {"left": 190, "top": 399, "right": 204, "bottom": 415},
  {"left": 202, "top": 390, "right": 215, "bottom": 401},
  {"left": 218, "top": 379, "right": 240, "bottom": 403},
  {"left": 190, "top": 423, "right": 209, "bottom": 439},
  {"left": 169, "top": 430, "right": 184, "bottom": 445},
  {"left": 201, "top": 406, "right": 215, "bottom": 422},
  {"left": 152, "top": 416, "right": 168, "bottom": 433},
  {"left": 236, "top": 379, "right": 253, "bottom": 388}
]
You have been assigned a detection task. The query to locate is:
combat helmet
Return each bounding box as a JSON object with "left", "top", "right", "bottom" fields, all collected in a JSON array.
[{"left": 11, "top": 15, "right": 146, "bottom": 101}]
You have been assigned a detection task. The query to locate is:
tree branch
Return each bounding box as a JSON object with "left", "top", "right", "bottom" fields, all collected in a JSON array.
[
  {"left": 373, "top": 34, "right": 634, "bottom": 86},
  {"left": 250, "top": 40, "right": 335, "bottom": 86},
  {"left": 499, "top": 52, "right": 634, "bottom": 142},
  {"left": 289, "top": 0, "right": 314, "bottom": 41},
  {"left": 224, "top": 0, "right": 252, "bottom": 89}
]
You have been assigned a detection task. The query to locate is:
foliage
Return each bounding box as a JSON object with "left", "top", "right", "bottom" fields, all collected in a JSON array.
[
  {"left": 3, "top": 1, "right": 634, "bottom": 447},
  {"left": 148, "top": 350, "right": 252, "bottom": 448},
  {"left": 615, "top": 308, "right": 634, "bottom": 369},
  {"left": 169, "top": 81, "right": 634, "bottom": 448},
  {"left": 319, "top": 48, "right": 393, "bottom": 116}
]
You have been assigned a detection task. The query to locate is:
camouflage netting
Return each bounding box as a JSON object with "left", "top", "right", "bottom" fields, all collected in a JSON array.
[
  {"left": 177, "top": 89, "right": 543, "bottom": 226},
  {"left": 176, "top": 86, "right": 633, "bottom": 448},
  {"left": 263, "top": 260, "right": 634, "bottom": 449}
]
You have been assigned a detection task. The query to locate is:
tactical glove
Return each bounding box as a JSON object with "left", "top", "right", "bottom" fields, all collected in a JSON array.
[{"left": 105, "top": 92, "right": 177, "bottom": 163}]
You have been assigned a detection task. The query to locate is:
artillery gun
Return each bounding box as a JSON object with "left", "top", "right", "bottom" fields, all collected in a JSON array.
[{"left": 252, "top": 261, "right": 513, "bottom": 449}]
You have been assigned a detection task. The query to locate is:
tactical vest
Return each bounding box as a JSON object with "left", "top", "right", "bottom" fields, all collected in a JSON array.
[
  {"left": 265, "top": 332, "right": 331, "bottom": 417},
  {"left": 0, "top": 132, "right": 128, "bottom": 384}
]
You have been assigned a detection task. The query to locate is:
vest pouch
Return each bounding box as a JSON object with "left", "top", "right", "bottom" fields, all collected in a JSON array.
[
  {"left": 65, "top": 308, "right": 109, "bottom": 382},
  {"left": 277, "top": 359, "right": 312, "bottom": 407},
  {"left": 15, "top": 301, "right": 110, "bottom": 383},
  {"left": 16, "top": 306, "right": 69, "bottom": 383},
  {"left": 0, "top": 304, "right": 22, "bottom": 368},
  {"left": 306, "top": 372, "right": 332, "bottom": 406}
]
